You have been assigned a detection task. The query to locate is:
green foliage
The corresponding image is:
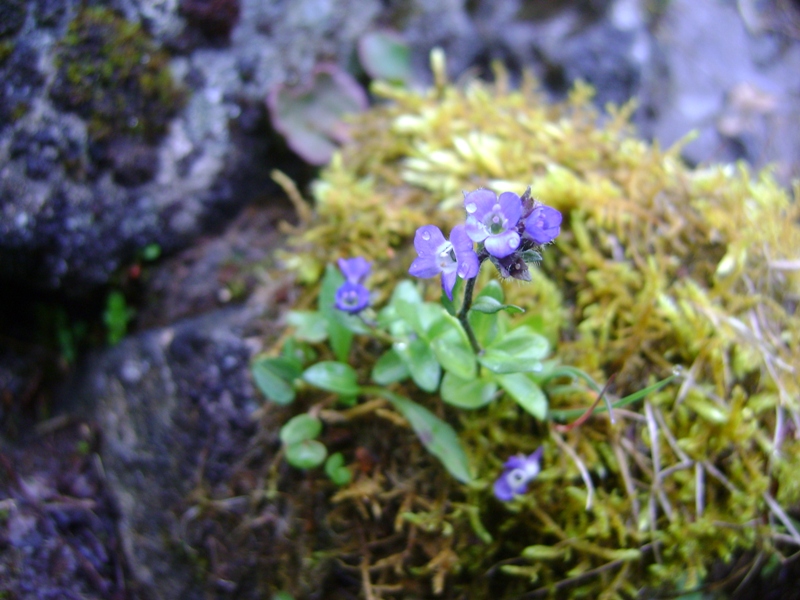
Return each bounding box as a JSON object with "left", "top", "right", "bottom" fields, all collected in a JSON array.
[
  {"left": 358, "top": 31, "right": 412, "bottom": 85},
  {"left": 324, "top": 452, "right": 352, "bottom": 486},
  {"left": 50, "top": 7, "right": 184, "bottom": 142},
  {"left": 103, "top": 290, "right": 134, "bottom": 345},
  {"left": 250, "top": 53, "right": 800, "bottom": 598}
]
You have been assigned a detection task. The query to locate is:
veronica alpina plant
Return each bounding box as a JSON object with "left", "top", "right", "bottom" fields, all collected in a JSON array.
[
  {"left": 493, "top": 447, "right": 544, "bottom": 502},
  {"left": 335, "top": 257, "right": 371, "bottom": 313}
]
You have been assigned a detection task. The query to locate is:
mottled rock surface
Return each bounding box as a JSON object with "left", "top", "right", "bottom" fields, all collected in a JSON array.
[{"left": 54, "top": 303, "right": 283, "bottom": 599}]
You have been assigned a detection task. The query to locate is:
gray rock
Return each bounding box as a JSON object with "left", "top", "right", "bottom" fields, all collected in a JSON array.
[
  {"left": 0, "top": 0, "right": 383, "bottom": 294},
  {"left": 638, "top": 0, "right": 800, "bottom": 181},
  {"left": 61, "top": 305, "right": 268, "bottom": 599}
]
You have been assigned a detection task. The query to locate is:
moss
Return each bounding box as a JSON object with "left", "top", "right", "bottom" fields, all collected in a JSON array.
[
  {"left": 0, "top": 41, "right": 14, "bottom": 65},
  {"left": 50, "top": 7, "right": 184, "bottom": 143},
  {"left": 257, "top": 62, "right": 800, "bottom": 597}
]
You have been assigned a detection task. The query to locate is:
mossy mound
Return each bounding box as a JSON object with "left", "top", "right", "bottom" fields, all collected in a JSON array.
[
  {"left": 263, "top": 62, "right": 800, "bottom": 598},
  {"left": 50, "top": 7, "right": 184, "bottom": 143}
]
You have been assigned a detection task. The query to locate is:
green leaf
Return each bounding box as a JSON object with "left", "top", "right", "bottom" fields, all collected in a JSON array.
[
  {"left": 547, "top": 372, "right": 678, "bottom": 421},
  {"left": 280, "top": 414, "right": 322, "bottom": 445},
  {"left": 479, "top": 326, "right": 550, "bottom": 373},
  {"left": 287, "top": 310, "right": 328, "bottom": 343},
  {"left": 429, "top": 312, "right": 476, "bottom": 380},
  {"left": 519, "top": 249, "right": 543, "bottom": 263},
  {"left": 285, "top": 440, "right": 328, "bottom": 469},
  {"left": 470, "top": 296, "right": 524, "bottom": 315},
  {"left": 302, "top": 361, "right": 361, "bottom": 396},
  {"left": 469, "top": 283, "right": 502, "bottom": 347},
  {"left": 441, "top": 372, "right": 497, "bottom": 409},
  {"left": 489, "top": 326, "right": 550, "bottom": 358},
  {"left": 141, "top": 243, "right": 161, "bottom": 261},
  {"left": 324, "top": 452, "right": 352, "bottom": 485},
  {"left": 372, "top": 348, "right": 410, "bottom": 384},
  {"left": 320, "top": 264, "right": 353, "bottom": 362},
  {"left": 496, "top": 373, "right": 548, "bottom": 420},
  {"left": 479, "top": 352, "right": 544, "bottom": 374},
  {"left": 390, "top": 279, "right": 423, "bottom": 305},
  {"left": 376, "top": 389, "right": 473, "bottom": 483},
  {"left": 251, "top": 357, "right": 301, "bottom": 405},
  {"left": 395, "top": 338, "right": 441, "bottom": 392},
  {"left": 395, "top": 299, "right": 443, "bottom": 340},
  {"left": 358, "top": 30, "right": 412, "bottom": 84},
  {"left": 479, "top": 279, "right": 505, "bottom": 302}
]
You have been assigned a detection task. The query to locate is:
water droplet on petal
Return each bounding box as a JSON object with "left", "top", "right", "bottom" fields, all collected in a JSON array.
[
  {"left": 466, "top": 203, "right": 477, "bottom": 213},
  {"left": 422, "top": 231, "right": 431, "bottom": 240},
  {"left": 508, "top": 237, "right": 518, "bottom": 248}
]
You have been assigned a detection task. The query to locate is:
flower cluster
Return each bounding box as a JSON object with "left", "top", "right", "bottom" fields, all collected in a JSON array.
[
  {"left": 493, "top": 447, "right": 543, "bottom": 502},
  {"left": 334, "top": 257, "right": 371, "bottom": 313},
  {"left": 409, "top": 188, "right": 562, "bottom": 296}
]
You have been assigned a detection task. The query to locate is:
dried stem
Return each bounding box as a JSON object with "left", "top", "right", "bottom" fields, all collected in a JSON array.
[{"left": 551, "top": 431, "right": 595, "bottom": 511}]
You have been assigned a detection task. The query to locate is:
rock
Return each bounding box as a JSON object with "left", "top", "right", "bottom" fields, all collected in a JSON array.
[
  {"left": 639, "top": 0, "right": 800, "bottom": 182},
  {"left": 0, "top": 420, "right": 127, "bottom": 599},
  {"left": 0, "top": 0, "right": 382, "bottom": 294},
  {"left": 58, "top": 304, "right": 277, "bottom": 599}
]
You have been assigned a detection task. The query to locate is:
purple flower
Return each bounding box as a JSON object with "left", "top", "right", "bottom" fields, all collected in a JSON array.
[
  {"left": 338, "top": 257, "right": 371, "bottom": 284},
  {"left": 409, "top": 224, "right": 479, "bottom": 300},
  {"left": 464, "top": 189, "right": 522, "bottom": 259},
  {"left": 493, "top": 447, "right": 543, "bottom": 502},
  {"left": 335, "top": 281, "right": 370, "bottom": 313},
  {"left": 335, "top": 257, "right": 371, "bottom": 313},
  {"left": 523, "top": 204, "right": 562, "bottom": 245}
]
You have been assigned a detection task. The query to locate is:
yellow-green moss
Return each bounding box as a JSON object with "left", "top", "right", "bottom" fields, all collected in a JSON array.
[
  {"left": 50, "top": 7, "right": 184, "bottom": 143},
  {"left": 277, "top": 59, "right": 800, "bottom": 597}
]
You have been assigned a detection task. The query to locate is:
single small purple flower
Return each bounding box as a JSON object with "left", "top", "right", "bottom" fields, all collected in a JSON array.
[
  {"left": 493, "top": 447, "right": 543, "bottom": 502},
  {"left": 338, "top": 257, "right": 371, "bottom": 284},
  {"left": 335, "top": 257, "right": 371, "bottom": 314},
  {"left": 335, "top": 281, "right": 370, "bottom": 313},
  {"left": 464, "top": 189, "right": 522, "bottom": 259},
  {"left": 523, "top": 204, "right": 562, "bottom": 245},
  {"left": 409, "top": 224, "right": 479, "bottom": 300}
]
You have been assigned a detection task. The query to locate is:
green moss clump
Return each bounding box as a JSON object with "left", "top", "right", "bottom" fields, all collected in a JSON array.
[
  {"left": 50, "top": 7, "right": 184, "bottom": 143},
  {"left": 266, "top": 61, "right": 800, "bottom": 598}
]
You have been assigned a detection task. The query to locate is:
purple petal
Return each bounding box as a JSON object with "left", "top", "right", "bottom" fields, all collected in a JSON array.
[
  {"left": 457, "top": 250, "right": 479, "bottom": 279},
  {"left": 497, "top": 191, "right": 522, "bottom": 225},
  {"left": 450, "top": 225, "right": 480, "bottom": 279},
  {"left": 524, "top": 205, "right": 562, "bottom": 244},
  {"left": 484, "top": 230, "right": 520, "bottom": 258},
  {"left": 492, "top": 476, "right": 516, "bottom": 502},
  {"left": 338, "top": 257, "right": 371, "bottom": 284},
  {"left": 464, "top": 215, "right": 488, "bottom": 242},
  {"left": 335, "top": 282, "right": 370, "bottom": 313},
  {"left": 441, "top": 269, "right": 457, "bottom": 300},
  {"left": 409, "top": 254, "right": 440, "bottom": 279},
  {"left": 413, "top": 225, "right": 446, "bottom": 256},
  {"left": 464, "top": 188, "right": 497, "bottom": 220},
  {"left": 503, "top": 455, "right": 529, "bottom": 470}
]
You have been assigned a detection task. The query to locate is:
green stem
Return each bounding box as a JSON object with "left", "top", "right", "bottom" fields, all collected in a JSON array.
[{"left": 457, "top": 269, "right": 482, "bottom": 356}]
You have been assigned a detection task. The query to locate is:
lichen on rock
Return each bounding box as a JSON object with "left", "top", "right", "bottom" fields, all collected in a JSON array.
[{"left": 50, "top": 6, "right": 185, "bottom": 144}]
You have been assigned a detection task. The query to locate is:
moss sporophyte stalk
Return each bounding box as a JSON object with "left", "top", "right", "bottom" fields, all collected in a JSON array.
[{"left": 249, "top": 52, "right": 800, "bottom": 598}]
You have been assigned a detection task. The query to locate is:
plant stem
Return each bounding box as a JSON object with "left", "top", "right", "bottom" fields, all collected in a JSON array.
[{"left": 457, "top": 263, "right": 483, "bottom": 356}]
